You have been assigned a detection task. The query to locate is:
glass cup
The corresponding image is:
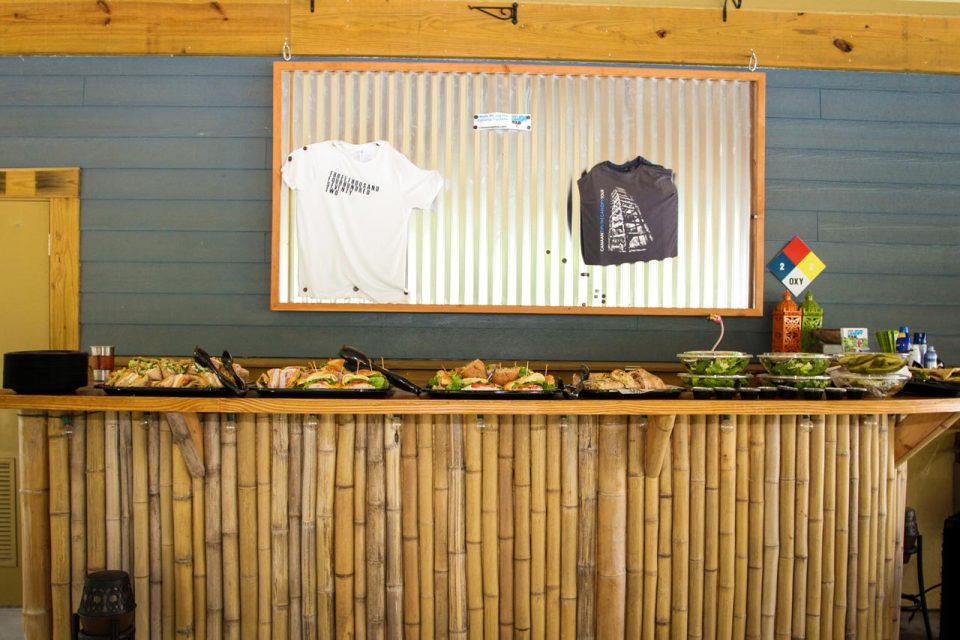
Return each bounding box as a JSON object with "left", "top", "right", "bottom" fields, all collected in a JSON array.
[{"left": 90, "top": 345, "right": 115, "bottom": 382}]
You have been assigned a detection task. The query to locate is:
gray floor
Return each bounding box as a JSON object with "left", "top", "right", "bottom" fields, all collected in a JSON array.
[{"left": 0, "top": 608, "right": 21, "bottom": 640}]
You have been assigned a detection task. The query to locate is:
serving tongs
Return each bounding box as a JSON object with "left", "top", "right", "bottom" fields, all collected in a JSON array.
[
  {"left": 193, "top": 346, "right": 246, "bottom": 396},
  {"left": 561, "top": 364, "right": 592, "bottom": 399},
  {"left": 338, "top": 345, "right": 423, "bottom": 396}
]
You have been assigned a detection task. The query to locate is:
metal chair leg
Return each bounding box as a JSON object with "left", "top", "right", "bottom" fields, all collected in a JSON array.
[{"left": 917, "top": 535, "right": 933, "bottom": 640}]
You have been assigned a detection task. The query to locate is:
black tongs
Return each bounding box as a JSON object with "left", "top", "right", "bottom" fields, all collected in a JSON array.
[
  {"left": 338, "top": 345, "right": 423, "bottom": 396},
  {"left": 562, "top": 364, "right": 592, "bottom": 398},
  {"left": 193, "top": 346, "right": 246, "bottom": 396}
]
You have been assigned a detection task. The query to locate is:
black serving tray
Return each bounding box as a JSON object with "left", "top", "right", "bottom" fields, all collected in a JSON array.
[
  {"left": 422, "top": 388, "right": 561, "bottom": 400},
  {"left": 564, "top": 386, "right": 685, "bottom": 400},
  {"left": 903, "top": 379, "right": 960, "bottom": 397},
  {"left": 99, "top": 385, "right": 243, "bottom": 397}
]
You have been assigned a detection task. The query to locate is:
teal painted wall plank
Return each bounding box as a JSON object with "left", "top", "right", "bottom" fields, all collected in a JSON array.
[
  {"left": 0, "top": 138, "right": 269, "bottom": 169},
  {"left": 821, "top": 88, "right": 960, "bottom": 124},
  {"left": 82, "top": 75, "right": 272, "bottom": 107},
  {"left": 0, "top": 76, "right": 83, "bottom": 106},
  {"left": 82, "top": 200, "right": 270, "bottom": 232}
]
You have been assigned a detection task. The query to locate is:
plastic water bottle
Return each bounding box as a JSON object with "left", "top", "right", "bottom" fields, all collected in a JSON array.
[
  {"left": 914, "top": 332, "right": 928, "bottom": 365},
  {"left": 924, "top": 346, "right": 938, "bottom": 369}
]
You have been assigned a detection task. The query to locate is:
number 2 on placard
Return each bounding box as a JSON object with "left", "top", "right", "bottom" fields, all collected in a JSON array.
[{"left": 780, "top": 262, "right": 785, "bottom": 271}]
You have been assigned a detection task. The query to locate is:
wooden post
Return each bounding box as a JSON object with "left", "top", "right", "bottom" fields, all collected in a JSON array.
[
  {"left": 221, "top": 414, "right": 241, "bottom": 640},
  {"left": 48, "top": 414, "right": 71, "bottom": 640},
  {"left": 670, "top": 416, "right": 690, "bottom": 640},
  {"left": 255, "top": 413, "right": 272, "bottom": 640},
  {"left": 133, "top": 413, "right": 151, "bottom": 640},
  {"left": 20, "top": 412, "right": 52, "bottom": 639},
  {"left": 69, "top": 413, "right": 87, "bottom": 612},
  {"left": 384, "top": 416, "right": 403, "bottom": 640},
  {"left": 236, "top": 414, "right": 258, "bottom": 639},
  {"left": 597, "top": 414, "right": 627, "bottom": 639},
  {"left": 449, "top": 416, "right": 468, "bottom": 639},
  {"left": 301, "top": 416, "right": 319, "bottom": 640},
  {"left": 317, "top": 415, "right": 337, "bottom": 638},
  {"left": 205, "top": 414, "right": 224, "bottom": 640},
  {"left": 335, "top": 414, "right": 357, "bottom": 638},
  {"left": 417, "top": 415, "right": 435, "bottom": 639},
  {"left": 271, "top": 414, "right": 290, "bottom": 639},
  {"left": 577, "top": 416, "right": 598, "bottom": 639}
]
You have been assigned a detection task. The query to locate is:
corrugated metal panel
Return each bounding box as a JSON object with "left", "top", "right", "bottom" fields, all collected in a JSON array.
[{"left": 277, "top": 65, "right": 757, "bottom": 311}]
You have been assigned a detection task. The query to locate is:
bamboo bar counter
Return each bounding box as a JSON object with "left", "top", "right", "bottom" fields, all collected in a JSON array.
[{"left": 3, "top": 391, "right": 959, "bottom": 639}]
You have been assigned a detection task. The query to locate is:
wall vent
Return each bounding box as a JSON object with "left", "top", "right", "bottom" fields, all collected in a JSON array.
[{"left": 0, "top": 458, "right": 17, "bottom": 567}]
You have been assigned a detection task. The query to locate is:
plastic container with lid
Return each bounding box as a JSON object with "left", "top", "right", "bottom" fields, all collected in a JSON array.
[{"left": 925, "top": 346, "right": 938, "bottom": 369}]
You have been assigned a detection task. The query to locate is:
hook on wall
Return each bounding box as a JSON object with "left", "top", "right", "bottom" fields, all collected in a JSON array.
[
  {"left": 723, "top": 0, "right": 742, "bottom": 22},
  {"left": 468, "top": 2, "right": 519, "bottom": 25}
]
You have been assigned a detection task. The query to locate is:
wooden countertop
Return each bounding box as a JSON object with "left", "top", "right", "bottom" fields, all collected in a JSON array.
[{"left": 2, "top": 389, "right": 959, "bottom": 416}]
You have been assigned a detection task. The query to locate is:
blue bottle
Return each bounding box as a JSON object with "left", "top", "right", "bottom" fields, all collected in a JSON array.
[
  {"left": 924, "top": 346, "right": 938, "bottom": 369},
  {"left": 896, "top": 326, "right": 911, "bottom": 353}
]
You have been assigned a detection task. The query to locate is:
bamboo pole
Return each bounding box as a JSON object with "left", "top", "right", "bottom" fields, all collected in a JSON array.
[
  {"left": 236, "top": 414, "right": 258, "bottom": 640},
  {"left": 688, "top": 415, "right": 706, "bottom": 640},
  {"left": 626, "top": 416, "right": 645, "bottom": 640},
  {"left": 576, "top": 415, "right": 598, "bottom": 640},
  {"left": 745, "top": 414, "right": 764, "bottom": 640},
  {"left": 289, "top": 415, "right": 303, "bottom": 640},
  {"left": 221, "top": 414, "right": 241, "bottom": 640},
  {"left": 133, "top": 413, "right": 150, "bottom": 640},
  {"left": 354, "top": 415, "right": 368, "bottom": 640},
  {"left": 775, "top": 415, "right": 797, "bottom": 640},
  {"left": 206, "top": 414, "right": 225, "bottom": 640},
  {"left": 876, "top": 415, "right": 890, "bottom": 639},
  {"left": 385, "top": 416, "right": 404, "bottom": 640},
  {"left": 499, "top": 416, "right": 515, "bottom": 639},
  {"left": 302, "top": 416, "right": 320, "bottom": 640},
  {"left": 449, "top": 415, "right": 468, "bottom": 639},
  {"left": 255, "top": 413, "right": 272, "bottom": 640},
  {"left": 845, "top": 416, "right": 860, "bottom": 640},
  {"left": 514, "top": 414, "right": 533, "bottom": 638},
  {"left": 560, "top": 416, "right": 578, "bottom": 640},
  {"left": 654, "top": 438, "right": 673, "bottom": 640},
  {"left": 856, "top": 415, "right": 872, "bottom": 640},
  {"left": 597, "top": 415, "right": 628, "bottom": 639},
  {"left": 317, "top": 415, "right": 337, "bottom": 639},
  {"left": 545, "top": 415, "right": 562, "bottom": 640},
  {"left": 367, "top": 414, "right": 386, "bottom": 639},
  {"left": 301, "top": 416, "right": 319, "bottom": 640},
  {"left": 883, "top": 418, "right": 898, "bottom": 640},
  {"left": 669, "top": 416, "right": 689, "bottom": 640},
  {"left": 161, "top": 414, "right": 176, "bottom": 640},
  {"left": 732, "top": 416, "right": 749, "bottom": 640},
  {"left": 193, "top": 466, "right": 207, "bottom": 639},
  {"left": 703, "top": 415, "right": 720, "bottom": 640},
  {"left": 69, "top": 413, "right": 87, "bottom": 612},
  {"left": 105, "top": 411, "right": 121, "bottom": 569},
  {"left": 417, "top": 415, "right": 436, "bottom": 639},
  {"left": 433, "top": 415, "right": 449, "bottom": 637},
  {"left": 481, "top": 415, "right": 500, "bottom": 640},
  {"left": 530, "top": 415, "right": 547, "bottom": 639},
  {"left": 760, "top": 415, "right": 780, "bottom": 640},
  {"left": 718, "top": 417, "right": 737, "bottom": 640},
  {"left": 806, "top": 415, "right": 826, "bottom": 640},
  {"left": 19, "top": 412, "right": 51, "bottom": 639},
  {"left": 271, "top": 414, "right": 290, "bottom": 639},
  {"left": 173, "top": 437, "right": 196, "bottom": 639},
  {"left": 48, "top": 414, "right": 71, "bottom": 640},
  {"left": 465, "top": 415, "right": 485, "bottom": 639},
  {"left": 644, "top": 414, "right": 677, "bottom": 479},
  {"left": 335, "top": 414, "right": 357, "bottom": 638},
  {"left": 87, "top": 411, "right": 106, "bottom": 572},
  {"left": 149, "top": 414, "right": 162, "bottom": 640},
  {"left": 866, "top": 415, "right": 880, "bottom": 640},
  {"left": 401, "top": 415, "right": 422, "bottom": 640},
  {"left": 891, "top": 465, "right": 907, "bottom": 637},
  {"left": 819, "top": 415, "right": 837, "bottom": 640},
  {"left": 791, "top": 417, "right": 811, "bottom": 640},
  {"left": 120, "top": 412, "right": 134, "bottom": 576},
  {"left": 641, "top": 432, "right": 658, "bottom": 640}
]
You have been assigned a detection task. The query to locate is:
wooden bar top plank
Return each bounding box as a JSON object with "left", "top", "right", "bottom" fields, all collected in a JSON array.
[
  {"left": 893, "top": 411, "right": 960, "bottom": 466},
  {"left": 3, "top": 391, "right": 960, "bottom": 417}
]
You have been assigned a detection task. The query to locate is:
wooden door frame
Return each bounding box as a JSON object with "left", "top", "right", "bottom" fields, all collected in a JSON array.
[{"left": 0, "top": 168, "right": 80, "bottom": 350}]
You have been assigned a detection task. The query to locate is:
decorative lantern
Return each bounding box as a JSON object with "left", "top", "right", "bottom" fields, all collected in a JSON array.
[
  {"left": 800, "top": 291, "right": 824, "bottom": 353},
  {"left": 772, "top": 291, "right": 802, "bottom": 353},
  {"left": 72, "top": 570, "right": 136, "bottom": 639}
]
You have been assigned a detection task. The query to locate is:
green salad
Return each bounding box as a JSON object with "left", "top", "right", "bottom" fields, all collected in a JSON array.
[
  {"left": 758, "top": 353, "right": 832, "bottom": 376},
  {"left": 677, "top": 351, "right": 752, "bottom": 375},
  {"left": 756, "top": 374, "right": 832, "bottom": 389},
  {"left": 678, "top": 373, "right": 750, "bottom": 389}
]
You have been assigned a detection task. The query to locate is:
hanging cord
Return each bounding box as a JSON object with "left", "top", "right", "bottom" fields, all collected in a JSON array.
[
  {"left": 708, "top": 314, "right": 725, "bottom": 351},
  {"left": 282, "top": 38, "right": 292, "bottom": 61},
  {"left": 723, "top": 0, "right": 742, "bottom": 22},
  {"left": 748, "top": 48, "right": 758, "bottom": 72}
]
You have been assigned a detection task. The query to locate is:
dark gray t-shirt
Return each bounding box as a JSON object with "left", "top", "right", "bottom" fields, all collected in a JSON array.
[{"left": 577, "top": 157, "right": 678, "bottom": 266}]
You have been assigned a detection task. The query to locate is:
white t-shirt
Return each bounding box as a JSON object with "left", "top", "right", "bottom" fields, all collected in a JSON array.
[{"left": 281, "top": 141, "right": 443, "bottom": 303}]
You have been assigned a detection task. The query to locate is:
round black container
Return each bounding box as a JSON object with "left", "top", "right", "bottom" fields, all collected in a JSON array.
[
  {"left": 3, "top": 350, "right": 88, "bottom": 394},
  {"left": 77, "top": 570, "right": 136, "bottom": 637}
]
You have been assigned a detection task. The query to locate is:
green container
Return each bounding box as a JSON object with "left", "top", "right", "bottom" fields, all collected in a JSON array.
[
  {"left": 678, "top": 373, "right": 751, "bottom": 389},
  {"left": 677, "top": 351, "right": 752, "bottom": 375}
]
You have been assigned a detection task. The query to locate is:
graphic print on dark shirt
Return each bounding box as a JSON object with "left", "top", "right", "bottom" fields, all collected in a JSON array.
[
  {"left": 325, "top": 170, "right": 381, "bottom": 196},
  {"left": 578, "top": 156, "right": 678, "bottom": 266}
]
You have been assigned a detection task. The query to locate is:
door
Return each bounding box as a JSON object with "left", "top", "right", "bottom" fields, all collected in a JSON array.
[{"left": 0, "top": 199, "right": 51, "bottom": 605}]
